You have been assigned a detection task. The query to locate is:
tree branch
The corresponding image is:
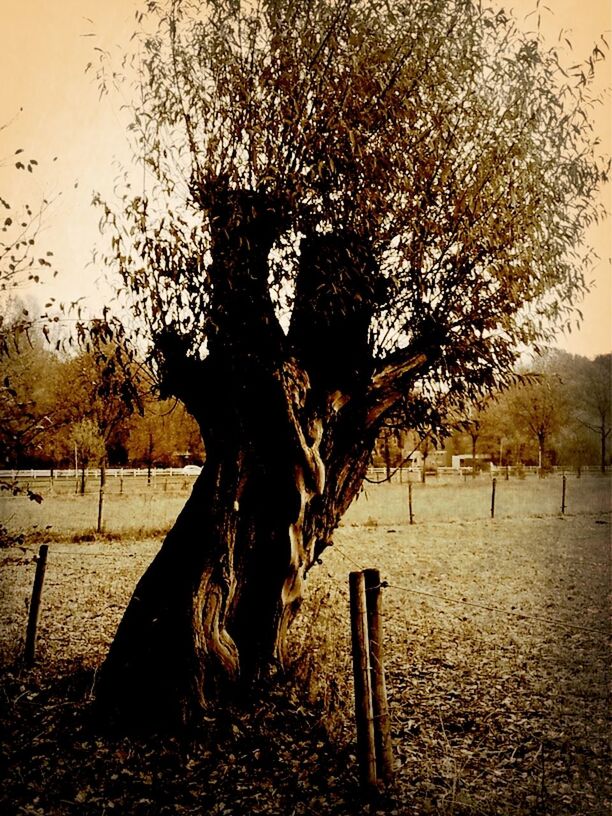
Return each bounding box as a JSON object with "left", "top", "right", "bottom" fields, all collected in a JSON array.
[
  {"left": 154, "top": 329, "right": 208, "bottom": 417},
  {"left": 365, "top": 350, "right": 428, "bottom": 426}
]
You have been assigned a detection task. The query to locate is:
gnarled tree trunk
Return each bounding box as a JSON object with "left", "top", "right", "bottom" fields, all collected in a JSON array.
[{"left": 94, "top": 190, "right": 428, "bottom": 729}]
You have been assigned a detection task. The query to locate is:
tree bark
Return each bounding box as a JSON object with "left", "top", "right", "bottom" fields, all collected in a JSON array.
[
  {"left": 94, "top": 190, "right": 429, "bottom": 730},
  {"left": 94, "top": 356, "right": 375, "bottom": 729}
]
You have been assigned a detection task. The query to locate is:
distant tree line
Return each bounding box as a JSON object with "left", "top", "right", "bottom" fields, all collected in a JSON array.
[
  {"left": 2, "top": 309, "right": 608, "bottom": 476},
  {"left": 372, "top": 349, "right": 611, "bottom": 474},
  {"left": 0, "top": 301, "right": 204, "bottom": 471}
]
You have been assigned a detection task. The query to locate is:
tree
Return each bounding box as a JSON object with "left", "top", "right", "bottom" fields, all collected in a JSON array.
[
  {"left": 452, "top": 403, "right": 487, "bottom": 476},
  {"left": 0, "top": 125, "right": 63, "bottom": 505},
  {"left": 573, "top": 354, "right": 611, "bottom": 472},
  {"left": 507, "top": 370, "right": 568, "bottom": 472},
  {"left": 70, "top": 419, "right": 106, "bottom": 494},
  {"left": 126, "top": 397, "right": 205, "bottom": 472},
  {"left": 94, "top": 0, "right": 607, "bottom": 728},
  {"left": 0, "top": 302, "right": 64, "bottom": 467},
  {"left": 56, "top": 346, "right": 142, "bottom": 469}
]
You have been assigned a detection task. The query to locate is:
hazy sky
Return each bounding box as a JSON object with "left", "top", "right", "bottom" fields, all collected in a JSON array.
[{"left": 2, "top": 0, "right": 610, "bottom": 357}]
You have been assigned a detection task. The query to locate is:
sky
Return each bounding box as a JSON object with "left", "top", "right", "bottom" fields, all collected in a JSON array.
[{"left": 1, "top": 0, "right": 611, "bottom": 358}]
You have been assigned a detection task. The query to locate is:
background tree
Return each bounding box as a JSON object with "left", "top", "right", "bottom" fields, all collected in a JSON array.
[
  {"left": 93, "top": 0, "right": 608, "bottom": 728},
  {"left": 0, "top": 302, "right": 64, "bottom": 467},
  {"left": 572, "top": 354, "right": 611, "bottom": 472},
  {"left": 507, "top": 370, "right": 568, "bottom": 473},
  {"left": 554, "top": 420, "right": 595, "bottom": 474},
  {"left": 504, "top": 349, "right": 610, "bottom": 472},
  {"left": 57, "top": 345, "right": 142, "bottom": 474},
  {"left": 70, "top": 419, "right": 106, "bottom": 494},
  {"left": 472, "top": 396, "right": 512, "bottom": 468},
  {"left": 451, "top": 401, "right": 500, "bottom": 475},
  {"left": 0, "top": 122, "right": 64, "bottom": 507},
  {"left": 126, "top": 397, "right": 205, "bottom": 475}
]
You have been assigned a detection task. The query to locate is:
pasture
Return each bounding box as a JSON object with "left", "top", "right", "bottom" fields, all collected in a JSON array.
[{"left": 0, "top": 473, "right": 610, "bottom": 815}]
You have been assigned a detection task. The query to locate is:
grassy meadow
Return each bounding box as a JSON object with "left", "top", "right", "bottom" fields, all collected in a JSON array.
[{"left": 0, "top": 472, "right": 610, "bottom": 815}]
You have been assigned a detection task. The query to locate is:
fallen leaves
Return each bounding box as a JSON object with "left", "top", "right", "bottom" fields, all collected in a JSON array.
[{"left": 0, "top": 477, "right": 610, "bottom": 814}]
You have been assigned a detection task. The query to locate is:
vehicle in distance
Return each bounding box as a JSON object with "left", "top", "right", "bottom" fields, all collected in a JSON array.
[{"left": 182, "top": 464, "right": 202, "bottom": 475}]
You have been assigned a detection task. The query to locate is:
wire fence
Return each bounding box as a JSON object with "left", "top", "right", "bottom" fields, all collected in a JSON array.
[
  {"left": 331, "top": 545, "right": 609, "bottom": 639},
  {"left": 4, "top": 505, "right": 608, "bottom": 673},
  {"left": 2, "top": 470, "right": 610, "bottom": 542},
  {"left": 1, "top": 478, "right": 609, "bottom": 717},
  {"left": 1, "top": 473, "right": 608, "bottom": 815}
]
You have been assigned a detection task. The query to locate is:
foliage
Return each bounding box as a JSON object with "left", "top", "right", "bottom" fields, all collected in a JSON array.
[
  {"left": 441, "top": 349, "right": 610, "bottom": 470},
  {"left": 125, "top": 397, "right": 204, "bottom": 467},
  {"left": 57, "top": 347, "right": 144, "bottom": 460},
  {"left": 99, "top": 0, "right": 608, "bottom": 418},
  {"left": 0, "top": 524, "right": 23, "bottom": 549},
  {"left": 0, "top": 326, "right": 206, "bottom": 469},
  {"left": 70, "top": 420, "right": 106, "bottom": 467},
  {"left": 0, "top": 326, "right": 144, "bottom": 467},
  {"left": 0, "top": 310, "right": 64, "bottom": 467},
  {"left": 0, "top": 126, "right": 59, "bottom": 354},
  {"left": 569, "top": 353, "right": 611, "bottom": 470}
]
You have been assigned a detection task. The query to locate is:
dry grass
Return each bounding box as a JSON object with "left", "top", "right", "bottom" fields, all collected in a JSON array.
[
  {"left": 0, "top": 491, "right": 187, "bottom": 539},
  {"left": 291, "top": 511, "right": 610, "bottom": 814},
  {"left": 0, "top": 473, "right": 610, "bottom": 814}
]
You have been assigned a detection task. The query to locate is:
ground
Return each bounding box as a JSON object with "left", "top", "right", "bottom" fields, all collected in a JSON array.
[{"left": 0, "top": 472, "right": 609, "bottom": 815}]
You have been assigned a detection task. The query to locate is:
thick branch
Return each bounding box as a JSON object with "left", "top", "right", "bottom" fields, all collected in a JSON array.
[
  {"left": 154, "top": 330, "right": 208, "bottom": 419},
  {"left": 288, "top": 231, "right": 381, "bottom": 399},
  {"left": 196, "top": 186, "right": 288, "bottom": 360},
  {"left": 365, "top": 350, "right": 428, "bottom": 426}
]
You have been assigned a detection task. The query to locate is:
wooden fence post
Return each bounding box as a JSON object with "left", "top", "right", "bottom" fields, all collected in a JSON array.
[
  {"left": 97, "top": 485, "right": 105, "bottom": 532},
  {"left": 408, "top": 482, "right": 414, "bottom": 525},
  {"left": 561, "top": 474, "right": 566, "bottom": 515},
  {"left": 349, "top": 571, "right": 378, "bottom": 794},
  {"left": 364, "top": 568, "right": 394, "bottom": 785},
  {"left": 490, "top": 477, "right": 497, "bottom": 519},
  {"left": 97, "top": 462, "right": 106, "bottom": 533},
  {"left": 24, "top": 544, "right": 49, "bottom": 666}
]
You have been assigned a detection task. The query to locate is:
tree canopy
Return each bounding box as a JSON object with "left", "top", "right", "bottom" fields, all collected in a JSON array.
[{"left": 101, "top": 0, "right": 607, "bottom": 419}]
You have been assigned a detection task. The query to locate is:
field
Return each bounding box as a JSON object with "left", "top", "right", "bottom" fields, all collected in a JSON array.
[{"left": 0, "top": 473, "right": 610, "bottom": 815}]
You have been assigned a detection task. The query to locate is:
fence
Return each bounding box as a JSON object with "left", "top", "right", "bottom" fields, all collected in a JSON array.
[
  {"left": 1, "top": 474, "right": 609, "bottom": 808},
  {"left": 366, "top": 464, "right": 610, "bottom": 484},
  {"left": 0, "top": 466, "right": 197, "bottom": 480},
  {"left": 2, "top": 464, "right": 609, "bottom": 483}
]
